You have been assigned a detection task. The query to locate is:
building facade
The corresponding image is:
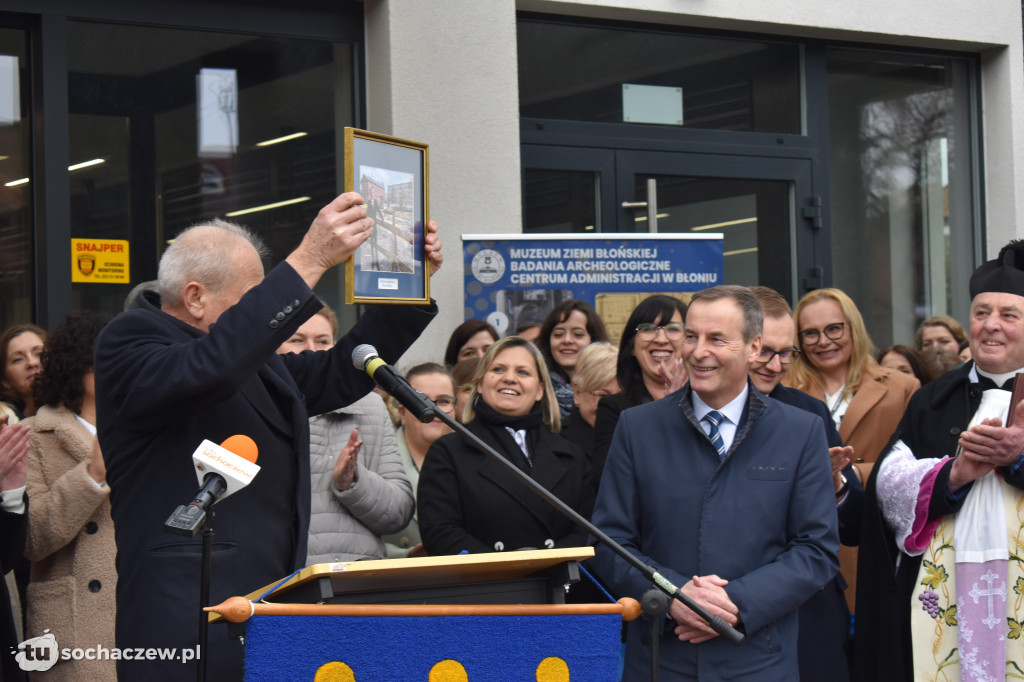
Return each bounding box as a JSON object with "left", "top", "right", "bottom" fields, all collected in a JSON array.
[{"left": 1, "top": 0, "right": 1021, "bottom": 365}]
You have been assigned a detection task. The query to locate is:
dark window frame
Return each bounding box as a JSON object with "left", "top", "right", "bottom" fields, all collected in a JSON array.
[
  {"left": 516, "top": 11, "right": 984, "bottom": 321},
  {"left": 1, "top": 0, "right": 364, "bottom": 328}
]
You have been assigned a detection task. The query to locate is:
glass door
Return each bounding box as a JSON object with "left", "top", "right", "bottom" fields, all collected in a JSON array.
[
  {"left": 521, "top": 145, "right": 614, "bottom": 234},
  {"left": 618, "top": 150, "right": 814, "bottom": 300},
  {"left": 522, "top": 145, "right": 817, "bottom": 301},
  {"left": 0, "top": 26, "right": 32, "bottom": 328}
]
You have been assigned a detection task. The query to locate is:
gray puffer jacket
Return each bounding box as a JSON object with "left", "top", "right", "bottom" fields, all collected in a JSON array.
[{"left": 306, "top": 392, "right": 414, "bottom": 565}]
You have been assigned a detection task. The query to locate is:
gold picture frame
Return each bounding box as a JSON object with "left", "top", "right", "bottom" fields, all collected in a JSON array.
[{"left": 344, "top": 127, "right": 430, "bottom": 305}]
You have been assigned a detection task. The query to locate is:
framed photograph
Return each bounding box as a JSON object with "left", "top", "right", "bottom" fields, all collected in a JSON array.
[{"left": 344, "top": 127, "right": 430, "bottom": 305}]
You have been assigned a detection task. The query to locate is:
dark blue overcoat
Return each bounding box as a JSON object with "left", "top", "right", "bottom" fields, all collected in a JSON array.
[{"left": 591, "top": 383, "right": 839, "bottom": 681}]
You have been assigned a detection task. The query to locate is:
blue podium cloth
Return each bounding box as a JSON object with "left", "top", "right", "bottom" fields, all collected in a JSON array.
[{"left": 244, "top": 613, "right": 621, "bottom": 681}]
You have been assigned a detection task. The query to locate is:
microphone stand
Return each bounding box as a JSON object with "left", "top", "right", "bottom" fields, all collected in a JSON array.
[
  {"left": 164, "top": 497, "right": 215, "bottom": 682},
  {"left": 197, "top": 508, "right": 213, "bottom": 682},
  {"left": 418, "top": 403, "right": 744, "bottom": 648},
  {"left": 642, "top": 586, "right": 671, "bottom": 682}
]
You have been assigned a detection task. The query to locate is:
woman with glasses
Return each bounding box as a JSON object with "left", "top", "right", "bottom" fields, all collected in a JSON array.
[
  {"left": 383, "top": 363, "right": 456, "bottom": 558},
  {"left": 592, "top": 295, "right": 688, "bottom": 485},
  {"left": 536, "top": 299, "right": 609, "bottom": 420},
  {"left": 450, "top": 357, "right": 482, "bottom": 423},
  {"left": 418, "top": 337, "right": 592, "bottom": 556},
  {"left": 787, "top": 288, "right": 919, "bottom": 479},
  {"left": 277, "top": 304, "right": 414, "bottom": 564}
]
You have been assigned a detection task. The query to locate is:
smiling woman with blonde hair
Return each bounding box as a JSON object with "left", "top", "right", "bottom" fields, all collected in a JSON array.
[
  {"left": 459, "top": 337, "right": 563, "bottom": 431},
  {"left": 417, "top": 336, "right": 592, "bottom": 556},
  {"left": 786, "top": 288, "right": 918, "bottom": 472}
]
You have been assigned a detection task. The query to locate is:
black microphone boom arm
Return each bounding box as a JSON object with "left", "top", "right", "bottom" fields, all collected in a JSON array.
[
  {"left": 432, "top": 401, "right": 743, "bottom": 645},
  {"left": 350, "top": 346, "right": 742, "bottom": 643}
]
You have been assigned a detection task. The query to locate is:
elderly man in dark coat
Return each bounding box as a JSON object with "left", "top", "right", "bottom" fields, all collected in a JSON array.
[{"left": 95, "top": 193, "right": 442, "bottom": 679}]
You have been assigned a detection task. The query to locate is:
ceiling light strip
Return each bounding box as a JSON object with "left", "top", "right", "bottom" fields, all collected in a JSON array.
[
  {"left": 690, "top": 217, "right": 757, "bottom": 232},
  {"left": 226, "top": 196, "right": 311, "bottom": 217}
]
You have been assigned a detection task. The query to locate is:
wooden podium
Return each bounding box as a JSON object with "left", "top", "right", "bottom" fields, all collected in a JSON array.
[
  {"left": 243, "top": 547, "right": 591, "bottom": 607},
  {"left": 207, "top": 548, "right": 638, "bottom": 680}
]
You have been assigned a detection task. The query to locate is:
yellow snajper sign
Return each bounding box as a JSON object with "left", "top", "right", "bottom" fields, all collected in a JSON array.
[{"left": 71, "top": 239, "right": 130, "bottom": 283}]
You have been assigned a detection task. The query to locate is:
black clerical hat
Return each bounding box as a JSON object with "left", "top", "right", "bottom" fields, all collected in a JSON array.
[{"left": 969, "top": 240, "right": 1024, "bottom": 298}]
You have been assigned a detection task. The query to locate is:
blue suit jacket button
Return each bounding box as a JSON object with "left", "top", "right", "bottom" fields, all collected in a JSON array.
[
  {"left": 275, "top": 312, "right": 285, "bottom": 321},
  {"left": 293, "top": 299, "right": 301, "bottom": 307},
  {"left": 269, "top": 320, "right": 279, "bottom": 329},
  {"left": 284, "top": 305, "right": 293, "bottom": 314}
]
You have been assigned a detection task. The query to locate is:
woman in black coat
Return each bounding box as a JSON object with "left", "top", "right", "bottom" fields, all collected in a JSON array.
[
  {"left": 591, "top": 295, "right": 688, "bottom": 483},
  {"left": 418, "top": 337, "right": 593, "bottom": 555}
]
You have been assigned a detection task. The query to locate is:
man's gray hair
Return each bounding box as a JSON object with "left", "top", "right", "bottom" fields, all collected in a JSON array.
[
  {"left": 687, "top": 285, "right": 763, "bottom": 343},
  {"left": 157, "top": 218, "right": 269, "bottom": 308}
]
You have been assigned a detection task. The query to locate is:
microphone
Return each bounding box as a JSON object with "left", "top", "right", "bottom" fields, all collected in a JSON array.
[
  {"left": 164, "top": 436, "right": 261, "bottom": 537},
  {"left": 352, "top": 344, "right": 438, "bottom": 422}
]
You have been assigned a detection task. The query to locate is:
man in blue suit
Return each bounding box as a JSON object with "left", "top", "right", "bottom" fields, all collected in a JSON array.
[
  {"left": 95, "top": 192, "right": 442, "bottom": 679},
  {"left": 592, "top": 285, "right": 839, "bottom": 681}
]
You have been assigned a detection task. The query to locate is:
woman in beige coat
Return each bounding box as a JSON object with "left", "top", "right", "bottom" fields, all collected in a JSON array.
[
  {"left": 785, "top": 288, "right": 918, "bottom": 611},
  {"left": 23, "top": 311, "right": 114, "bottom": 681},
  {"left": 787, "top": 288, "right": 920, "bottom": 476}
]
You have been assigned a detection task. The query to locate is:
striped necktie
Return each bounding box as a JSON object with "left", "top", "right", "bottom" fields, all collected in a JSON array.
[{"left": 704, "top": 410, "right": 727, "bottom": 459}]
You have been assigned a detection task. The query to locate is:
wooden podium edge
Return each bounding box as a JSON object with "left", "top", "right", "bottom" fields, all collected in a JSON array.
[
  {"left": 206, "top": 596, "right": 642, "bottom": 622},
  {"left": 208, "top": 547, "right": 597, "bottom": 623}
]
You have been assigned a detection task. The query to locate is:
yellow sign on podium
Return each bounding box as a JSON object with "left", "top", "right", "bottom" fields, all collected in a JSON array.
[{"left": 71, "top": 239, "right": 130, "bottom": 283}]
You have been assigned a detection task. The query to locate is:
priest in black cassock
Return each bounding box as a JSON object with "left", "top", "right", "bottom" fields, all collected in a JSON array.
[{"left": 855, "top": 240, "right": 1024, "bottom": 682}]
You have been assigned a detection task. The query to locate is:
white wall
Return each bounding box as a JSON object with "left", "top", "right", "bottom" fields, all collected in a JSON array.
[
  {"left": 519, "top": 0, "right": 1019, "bottom": 50},
  {"left": 365, "top": 0, "right": 1024, "bottom": 366},
  {"left": 365, "top": 0, "right": 522, "bottom": 368}
]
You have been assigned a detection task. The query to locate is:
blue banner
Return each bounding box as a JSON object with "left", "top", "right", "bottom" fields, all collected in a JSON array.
[
  {"left": 462, "top": 234, "right": 722, "bottom": 336},
  {"left": 244, "top": 613, "right": 621, "bottom": 681}
]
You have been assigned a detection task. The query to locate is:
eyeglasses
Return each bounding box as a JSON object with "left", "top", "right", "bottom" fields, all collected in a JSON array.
[
  {"left": 635, "top": 322, "right": 685, "bottom": 339},
  {"left": 755, "top": 348, "right": 799, "bottom": 365},
  {"left": 798, "top": 322, "right": 846, "bottom": 346},
  {"left": 433, "top": 396, "right": 457, "bottom": 413}
]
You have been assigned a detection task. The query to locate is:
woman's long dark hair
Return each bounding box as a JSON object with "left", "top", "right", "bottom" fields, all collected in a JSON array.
[
  {"left": 34, "top": 311, "right": 112, "bottom": 414},
  {"left": 535, "top": 299, "right": 608, "bottom": 381},
  {"left": 617, "top": 295, "right": 688, "bottom": 406},
  {"left": 876, "top": 344, "right": 933, "bottom": 386},
  {"left": 0, "top": 324, "right": 47, "bottom": 412},
  {"left": 443, "top": 319, "right": 499, "bottom": 368}
]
